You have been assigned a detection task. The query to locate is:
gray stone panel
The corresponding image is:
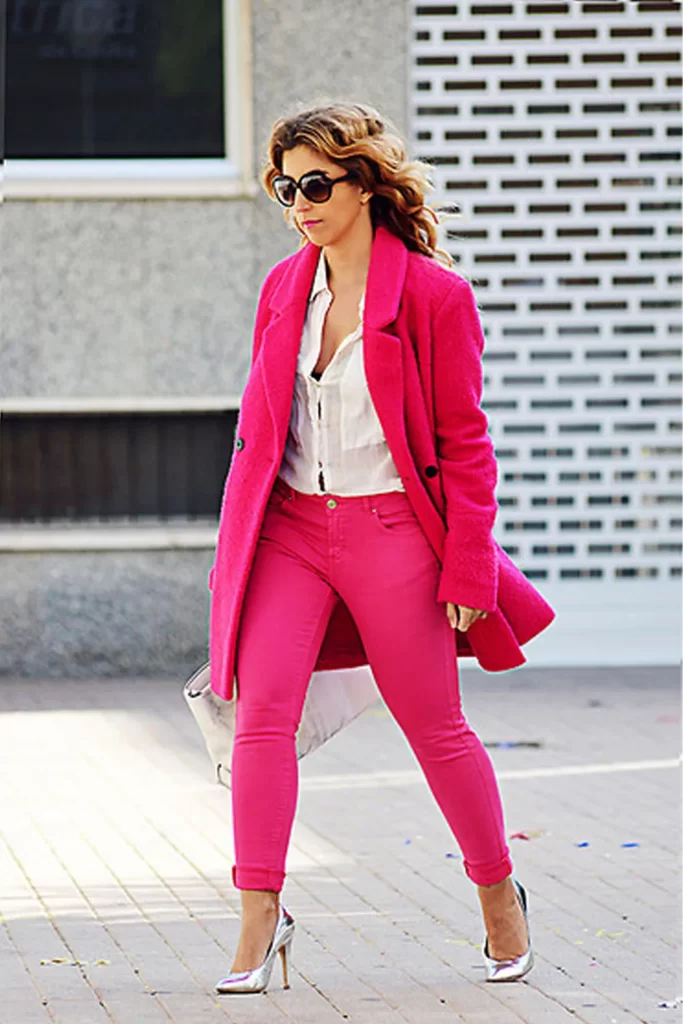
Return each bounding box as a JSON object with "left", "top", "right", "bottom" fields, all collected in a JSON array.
[
  {"left": 1, "top": 200, "right": 259, "bottom": 398},
  {"left": 0, "top": 551, "right": 214, "bottom": 679}
]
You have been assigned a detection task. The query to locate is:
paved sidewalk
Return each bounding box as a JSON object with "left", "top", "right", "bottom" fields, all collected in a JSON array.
[{"left": 0, "top": 665, "right": 680, "bottom": 1024}]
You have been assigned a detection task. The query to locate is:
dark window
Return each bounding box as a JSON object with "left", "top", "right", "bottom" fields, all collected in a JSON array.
[
  {"left": 6, "top": 0, "right": 225, "bottom": 158},
  {"left": 0, "top": 411, "right": 238, "bottom": 522}
]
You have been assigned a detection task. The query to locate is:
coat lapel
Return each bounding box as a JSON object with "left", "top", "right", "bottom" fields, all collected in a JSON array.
[
  {"left": 362, "top": 227, "right": 410, "bottom": 477},
  {"left": 258, "top": 241, "right": 318, "bottom": 456},
  {"left": 258, "top": 225, "right": 410, "bottom": 468}
]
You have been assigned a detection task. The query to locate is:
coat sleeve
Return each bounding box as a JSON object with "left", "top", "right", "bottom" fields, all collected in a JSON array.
[{"left": 432, "top": 278, "right": 499, "bottom": 613}]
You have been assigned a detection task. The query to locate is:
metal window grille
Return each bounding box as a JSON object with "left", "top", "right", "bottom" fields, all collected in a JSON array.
[{"left": 411, "top": 0, "right": 682, "bottom": 585}]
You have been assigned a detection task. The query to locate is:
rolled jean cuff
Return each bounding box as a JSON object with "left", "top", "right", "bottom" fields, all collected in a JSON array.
[
  {"left": 232, "top": 863, "right": 285, "bottom": 892},
  {"left": 463, "top": 853, "right": 514, "bottom": 887}
]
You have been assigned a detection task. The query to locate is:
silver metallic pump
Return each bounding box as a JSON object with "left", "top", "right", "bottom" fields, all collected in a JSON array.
[
  {"left": 215, "top": 904, "right": 295, "bottom": 995},
  {"left": 215, "top": 879, "right": 532, "bottom": 992},
  {"left": 482, "top": 877, "right": 534, "bottom": 983}
]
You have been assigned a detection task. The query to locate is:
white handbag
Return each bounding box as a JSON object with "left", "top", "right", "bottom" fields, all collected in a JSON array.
[{"left": 183, "top": 662, "right": 378, "bottom": 787}]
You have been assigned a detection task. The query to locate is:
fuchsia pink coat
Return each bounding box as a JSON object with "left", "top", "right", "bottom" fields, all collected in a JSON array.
[{"left": 208, "top": 224, "right": 555, "bottom": 701}]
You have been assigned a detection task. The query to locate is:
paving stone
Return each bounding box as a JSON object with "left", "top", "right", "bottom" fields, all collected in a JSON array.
[{"left": 0, "top": 666, "right": 679, "bottom": 1023}]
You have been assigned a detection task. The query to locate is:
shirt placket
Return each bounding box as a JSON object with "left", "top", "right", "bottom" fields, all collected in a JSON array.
[
  {"left": 316, "top": 327, "right": 363, "bottom": 494},
  {"left": 309, "top": 291, "right": 332, "bottom": 494},
  {"left": 313, "top": 376, "right": 325, "bottom": 493},
  {"left": 306, "top": 279, "right": 365, "bottom": 496}
]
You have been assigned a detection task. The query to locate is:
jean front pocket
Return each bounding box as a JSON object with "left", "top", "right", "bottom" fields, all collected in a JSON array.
[{"left": 370, "top": 497, "right": 419, "bottom": 533}]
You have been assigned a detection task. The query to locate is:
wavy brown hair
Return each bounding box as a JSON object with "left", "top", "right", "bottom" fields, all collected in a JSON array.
[{"left": 261, "top": 102, "right": 454, "bottom": 267}]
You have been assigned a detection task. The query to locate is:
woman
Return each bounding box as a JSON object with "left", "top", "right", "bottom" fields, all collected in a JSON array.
[{"left": 210, "top": 102, "right": 555, "bottom": 995}]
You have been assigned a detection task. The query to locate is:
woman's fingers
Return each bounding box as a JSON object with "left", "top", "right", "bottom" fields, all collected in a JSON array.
[
  {"left": 459, "top": 609, "right": 475, "bottom": 631},
  {"left": 446, "top": 604, "right": 489, "bottom": 631}
]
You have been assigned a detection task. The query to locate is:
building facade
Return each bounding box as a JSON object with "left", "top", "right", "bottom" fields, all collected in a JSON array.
[{"left": 1, "top": 0, "right": 680, "bottom": 677}]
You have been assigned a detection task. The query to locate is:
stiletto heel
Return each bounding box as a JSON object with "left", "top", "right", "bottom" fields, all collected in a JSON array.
[
  {"left": 279, "top": 938, "right": 291, "bottom": 989},
  {"left": 482, "top": 878, "right": 534, "bottom": 983},
  {"left": 215, "top": 905, "right": 295, "bottom": 994}
]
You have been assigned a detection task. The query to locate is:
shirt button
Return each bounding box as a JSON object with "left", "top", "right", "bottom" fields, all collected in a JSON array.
[
  {"left": 326, "top": 498, "right": 338, "bottom": 509},
  {"left": 235, "top": 437, "right": 245, "bottom": 451}
]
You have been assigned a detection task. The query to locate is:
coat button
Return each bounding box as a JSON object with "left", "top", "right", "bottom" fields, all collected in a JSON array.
[
  {"left": 235, "top": 437, "right": 245, "bottom": 451},
  {"left": 425, "top": 465, "right": 438, "bottom": 478}
]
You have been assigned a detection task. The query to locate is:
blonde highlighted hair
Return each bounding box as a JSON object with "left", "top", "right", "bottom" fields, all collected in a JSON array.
[{"left": 261, "top": 102, "right": 453, "bottom": 267}]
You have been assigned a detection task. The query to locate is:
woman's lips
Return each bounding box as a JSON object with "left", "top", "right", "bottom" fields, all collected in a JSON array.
[{"left": 302, "top": 220, "right": 322, "bottom": 228}]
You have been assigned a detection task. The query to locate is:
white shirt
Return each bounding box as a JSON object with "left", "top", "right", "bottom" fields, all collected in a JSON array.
[{"left": 277, "top": 249, "right": 405, "bottom": 496}]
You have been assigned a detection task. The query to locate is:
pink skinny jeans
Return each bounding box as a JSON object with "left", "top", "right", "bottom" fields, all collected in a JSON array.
[{"left": 231, "top": 476, "right": 514, "bottom": 892}]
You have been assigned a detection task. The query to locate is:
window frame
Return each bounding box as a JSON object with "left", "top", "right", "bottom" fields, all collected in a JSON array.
[
  {"left": 3, "top": 0, "right": 256, "bottom": 200},
  {"left": 0, "top": 395, "right": 243, "bottom": 550}
]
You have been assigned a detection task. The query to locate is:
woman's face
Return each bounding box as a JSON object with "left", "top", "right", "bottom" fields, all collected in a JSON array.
[{"left": 280, "top": 144, "right": 372, "bottom": 246}]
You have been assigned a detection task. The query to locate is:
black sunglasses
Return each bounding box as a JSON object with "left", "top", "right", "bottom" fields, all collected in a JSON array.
[{"left": 272, "top": 170, "right": 354, "bottom": 207}]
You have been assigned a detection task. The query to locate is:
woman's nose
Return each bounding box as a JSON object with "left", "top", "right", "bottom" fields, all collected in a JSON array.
[{"left": 293, "top": 191, "right": 312, "bottom": 215}]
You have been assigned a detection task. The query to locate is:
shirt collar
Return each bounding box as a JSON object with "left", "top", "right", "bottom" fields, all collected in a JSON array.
[
  {"left": 310, "top": 248, "right": 330, "bottom": 301},
  {"left": 310, "top": 248, "right": 366, "bottom": 317}
]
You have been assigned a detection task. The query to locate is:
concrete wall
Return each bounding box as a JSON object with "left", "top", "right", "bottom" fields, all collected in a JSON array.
[
  {"left": 0, "top": 0, "right": 409, "bottom": 679},
  {"left": 0, "top": 550, "right": 215, "bottom": 680},
  {"left": 2, "top": 0, "right": 409, "bottom": 401}
]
